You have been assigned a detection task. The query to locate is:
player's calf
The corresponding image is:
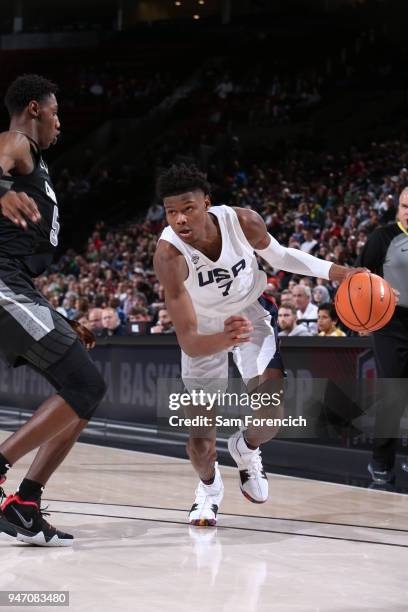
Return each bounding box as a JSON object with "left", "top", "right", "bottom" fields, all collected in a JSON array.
[
  {"left": 186, "top": 436, "right": 217, "bottom": 482},
  {"left": 187, "top": 436, "right": 223, "bottom": 526}
]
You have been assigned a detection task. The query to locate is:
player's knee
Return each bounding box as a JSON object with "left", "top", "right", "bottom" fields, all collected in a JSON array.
[
  {"left": 84, "top": 368, "right": 107, "bottom": 416},
  {"left": 61, "top": 363, "right": 106, "bottom": 420},
  {"left": 187, "top": 437, "right": 216, "bottom": 463},
  {"left": 49, "top": 341, "right": 107, "bottom": 421}
]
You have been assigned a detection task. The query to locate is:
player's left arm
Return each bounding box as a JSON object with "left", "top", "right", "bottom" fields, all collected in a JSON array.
[{"left": 233, "top": 207, "right": 366, "bottom": 283}]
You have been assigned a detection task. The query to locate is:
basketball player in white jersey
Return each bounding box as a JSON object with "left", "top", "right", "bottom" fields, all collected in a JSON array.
[{"left": 154, "top": 164, "right": 363, "bottom": 526}]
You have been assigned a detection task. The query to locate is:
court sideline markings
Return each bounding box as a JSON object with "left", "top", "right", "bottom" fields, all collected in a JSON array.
[{"left": 47, "top": 508, "right": 408, "bottom": 549}]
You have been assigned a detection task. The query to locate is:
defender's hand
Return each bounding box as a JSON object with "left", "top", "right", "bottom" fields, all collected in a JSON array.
[
  {"left": 0, "top": 190, "right": 41, "bottom": 229},
  {"left": 224, "top": 316, "right": 253, "bottom": 345},
  {"left": 68, "top": 320, "right": 96, "bottom": 350}
]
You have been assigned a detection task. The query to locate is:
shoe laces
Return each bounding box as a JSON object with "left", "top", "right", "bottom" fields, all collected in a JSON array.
[
  {"left": 38, "top": 504, "right": 55, "bottom": 528},
  {"left": 244, "top": 448, "right": 264, "bottom": 479},
  {"left": 40, "top": 503, "right": 50, "bottom": 517},
  {"left": 195, "top": 480, "right": 220, "bottom": 504},
  {"left": 194, "top": 482, "right": 210, "bottom": 504},
  {"left": 0, "top": 487, "right": 5, "bottom": 506}
]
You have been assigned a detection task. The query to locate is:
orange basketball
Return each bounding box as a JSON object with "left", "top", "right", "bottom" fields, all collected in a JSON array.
[{"left": 335, "top": 272, "right": 396, "bottom": 332}]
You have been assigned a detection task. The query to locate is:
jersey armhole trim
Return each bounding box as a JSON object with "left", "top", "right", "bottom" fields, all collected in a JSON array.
[
  {"left": 157, "top": 237, "right": 190, "bottom": 282},
  {"left": 229, "top": 206, "right": 258, "bottom": 252}
]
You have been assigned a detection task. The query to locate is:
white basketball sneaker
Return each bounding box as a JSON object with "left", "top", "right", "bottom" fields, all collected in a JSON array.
[
  {"left": 228, "top": 430, "right": 268, "bottom": 503},
  {"left": 189, "top": 464, "right": 224, "bottom": 527}
]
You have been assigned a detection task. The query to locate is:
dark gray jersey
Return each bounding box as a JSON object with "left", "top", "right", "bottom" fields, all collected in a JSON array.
[
  {"left": 358, "top": 223, "right": 408, "bottom": 308},
  {"left": 0, "top": 133, "right": 59, "bottom": 277}
]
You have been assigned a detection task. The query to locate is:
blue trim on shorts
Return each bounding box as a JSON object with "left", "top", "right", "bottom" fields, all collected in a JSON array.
[{"left": 258, "top": 295, "right": 285, "bottom": 374}]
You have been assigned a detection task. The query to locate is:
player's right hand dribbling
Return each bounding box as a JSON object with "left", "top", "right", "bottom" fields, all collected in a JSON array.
[
  {"left": 0, "top": 190, "right": 41, "bottom": 229},
  {"left": 224, "top": 315, "right": 253, "bottom": 345}
]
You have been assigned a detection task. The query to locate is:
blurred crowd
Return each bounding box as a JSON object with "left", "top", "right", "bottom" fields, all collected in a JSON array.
[
  {"left": 66, "top": 68, "right": 178, "bottom": 117},
  {"left": 181, "top": 62, "right": 323, "bottom": 133},
  {"left": 34, "top": 138, "right": 407, "bottom": 338}
]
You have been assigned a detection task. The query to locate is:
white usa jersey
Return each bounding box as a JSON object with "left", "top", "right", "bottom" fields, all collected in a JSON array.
[{"left": 159, "top": 205, "right": 267, "bottom": 317}]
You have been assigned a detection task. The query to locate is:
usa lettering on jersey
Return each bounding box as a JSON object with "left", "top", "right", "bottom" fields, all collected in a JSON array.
[{"left": 198, "top": 259, "right": 246, "bottom": 296}]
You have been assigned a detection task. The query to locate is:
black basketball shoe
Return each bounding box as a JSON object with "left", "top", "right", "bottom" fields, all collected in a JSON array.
[{"left": 0, "top": 493, "right": 73, "bottom": 547}]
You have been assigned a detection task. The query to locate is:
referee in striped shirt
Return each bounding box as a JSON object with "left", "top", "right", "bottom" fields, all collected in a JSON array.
[{"left": 358, "top": 188, "right": 408, "bottom": 484}]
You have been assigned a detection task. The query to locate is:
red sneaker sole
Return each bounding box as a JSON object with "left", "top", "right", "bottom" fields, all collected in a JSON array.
[
  {"left": 189, "top": 518, "right": 217, "bottom": 527},
  {"left": 241, "top": 489, "right": 267, "bottom": 504}
]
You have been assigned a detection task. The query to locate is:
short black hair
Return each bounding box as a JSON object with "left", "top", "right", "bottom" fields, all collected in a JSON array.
[
  {"left": 4, "top": 74, "right": 58, "bottom": 116},
  {"left": 156, "top": 163, "right": 211, "bottom": 200},
  {"left": 318, "top": 302, "right": 337, "bottom": 321}
]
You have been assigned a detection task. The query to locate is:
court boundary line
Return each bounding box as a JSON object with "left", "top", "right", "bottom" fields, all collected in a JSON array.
[
  {"left": 44, "top": 498, "right": 408, "bottom": 534},
  {"left": 48, "top": 509, "right": 408, "bottom": 549}
]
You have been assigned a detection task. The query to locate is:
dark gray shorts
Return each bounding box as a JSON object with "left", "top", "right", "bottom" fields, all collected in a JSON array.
[{"left": 0, "top": 258, "right": 77, "bottom": 370}]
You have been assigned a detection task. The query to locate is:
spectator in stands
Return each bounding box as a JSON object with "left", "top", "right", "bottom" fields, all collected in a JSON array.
[
  {"left": 312, "top": 285, "right": 331, "bottom": 306},
  {"left": 380, "top": 195, "right": 396, "bottom": 224},
  {"left": 145, "top": 203, "right": 165, "bottom": 231},
  {"left": 263, "top": 278, "right": 280, "bottom": 305},
  {"left": 75, "top": 297, "right": 89, "bottom": 318},
  {"left": 278, "top": 304, "right": 312, "bottom": 337},
  {"left": 299, "top": 277, "right": 314, "bottom": 290},
  {"left": 150, "top": 308, "right": 175, "bottom": 334},
  {"left": 101, "top": 307, "right": 127, "bottom": 337},
  {"left": 123, "top": 290, "right": 148, "bottom": 316},
  {"left": 109, "top": 297, "right": 126, "bottom": 324},
  {"left": 49, "top": 295, "right": 67, "bottom": 317},
  {"left": 128, "top": 306, "right": 153, "bottom": 323},
  {"left": 125, "top": 307, "right": 153, "bottom": 335},
  {"left": 64, "top": 295, "right": 79, "bottom": 320},
  {"left": 292, "top": 284, "right": 318, "bottom": 334},
  {"left": 88, "top": 308, "right": 104, "bottom": 334},
  {"left": 300, "top": 228, "right": 317, "bottom": 254},
  {"left": 317, "top": 303, "right": 346, "bottom": 337},
  {"left": 279, "top": 289, "right": 293, "bottom": 306},
  {"left": 292, "top": 219, "right": 305, "bottom": 243}
]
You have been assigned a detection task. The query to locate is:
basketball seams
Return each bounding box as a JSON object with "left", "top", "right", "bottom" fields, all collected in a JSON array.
[
  {"left": 365, "top": 273, "right": 373, "bottom": 327},
  {"left": 335, "top": 291, "right": 364, "bottom": 328},
  {"left": 334, "top": 281, "right": 363, "bottom": 329},
  {"left": 368, "top": 284, "right": 394, "bottom": 331},
  {"left": 347, "top": 274, "right": 369, "bottom": 331}
]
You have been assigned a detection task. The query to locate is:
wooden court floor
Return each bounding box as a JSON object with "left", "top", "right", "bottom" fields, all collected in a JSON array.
[{"left": 0, "top": 431, "right": 407, "bottom": 612}]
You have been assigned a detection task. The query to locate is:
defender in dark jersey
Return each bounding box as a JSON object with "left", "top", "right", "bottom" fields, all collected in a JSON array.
[
  {"left": 359, "top": 188, "right": 408, "bottom": 484},
  {"left": 0, "top": 75, "right": 106, "bottom": 546}
]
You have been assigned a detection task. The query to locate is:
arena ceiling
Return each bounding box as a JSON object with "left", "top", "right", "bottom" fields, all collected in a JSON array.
[{"left": 4, "top": 0, "right": 388, "bottom": 24}]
